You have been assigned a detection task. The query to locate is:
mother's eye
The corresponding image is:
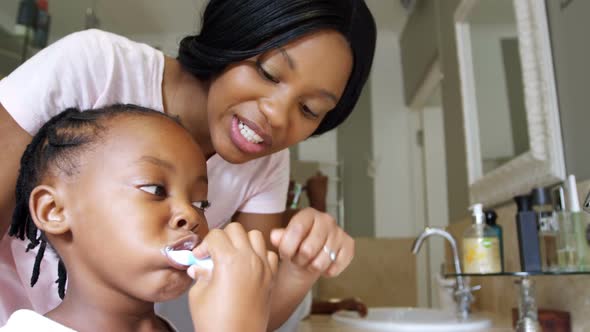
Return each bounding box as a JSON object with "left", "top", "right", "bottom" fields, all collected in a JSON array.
[
  {"left": 139, "top": 185, "right": 166, "bottom": 197},
  {"left": 256, "top": 60, "right": 280, "bottom": 84}
]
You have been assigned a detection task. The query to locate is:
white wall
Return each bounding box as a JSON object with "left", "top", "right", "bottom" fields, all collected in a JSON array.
[
  {"left": 297, "top": 26, "right": 420, "bottom": 238},
  {"left": 297, "top": 28, "right": 417, "bottom": 238},
  {"left": 371, "top": 29, "right": 416, "bottom": 238},
  {"left": 297, "top": 131, "right": 339, "bottom": 221}
]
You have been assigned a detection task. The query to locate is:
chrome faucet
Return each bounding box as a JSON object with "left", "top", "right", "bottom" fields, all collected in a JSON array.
[{"left": 412, "top": 227, "right": 479, "bottom": 320}]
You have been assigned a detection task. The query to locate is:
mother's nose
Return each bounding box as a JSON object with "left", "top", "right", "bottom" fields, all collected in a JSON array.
[{"left": 258, "top": 93, "right": 292, "bottom": 129}]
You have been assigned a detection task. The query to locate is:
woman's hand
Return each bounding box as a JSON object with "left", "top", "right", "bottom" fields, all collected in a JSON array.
[
  {"left": 271, "top": 207, "right": 354, "bottom": 278},
  {"left": 188, "top": 222, "right": 279, "bottom": 332}
]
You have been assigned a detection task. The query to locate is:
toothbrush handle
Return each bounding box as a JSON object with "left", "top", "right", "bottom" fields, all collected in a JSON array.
[{"left": 191, "top": 256, "right": 214, "bottom": 270}]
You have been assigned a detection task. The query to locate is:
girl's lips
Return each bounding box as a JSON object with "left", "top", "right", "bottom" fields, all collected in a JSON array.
[
  {"left": 166, "top": 233, "right": 201, "bottom": 251},
  {"left": 162, "top": 234, "right": 201, "bottom": 271}
]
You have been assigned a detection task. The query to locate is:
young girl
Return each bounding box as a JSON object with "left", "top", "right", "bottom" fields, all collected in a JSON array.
[
  {"left": 0, "top": 0, "right": 377, "bottom": 328},
  {"left": 1, "top": 105, "right": 278, "bottom": 331}
]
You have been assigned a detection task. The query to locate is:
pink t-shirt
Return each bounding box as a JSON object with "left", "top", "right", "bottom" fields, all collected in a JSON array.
[{"left": 0, "top": 29, "right": 289, "bottom": 323}]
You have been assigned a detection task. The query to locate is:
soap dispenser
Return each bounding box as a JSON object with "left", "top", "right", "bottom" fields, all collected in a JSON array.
[{"left": 462, "top": 203, "right": 502, "bottom": 273}]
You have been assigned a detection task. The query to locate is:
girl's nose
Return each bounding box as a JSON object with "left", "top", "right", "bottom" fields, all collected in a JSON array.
[{"left": 169, "top": 204, "right": 208, "bottom": 235}]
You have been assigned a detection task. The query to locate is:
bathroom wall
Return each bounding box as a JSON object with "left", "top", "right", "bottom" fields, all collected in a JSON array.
[
  {"left": 399, "top": 0, "right": 438, "bottom": 104},
  {"left": 546, "top": 0, "right": 590, "bottom": 182},
  {"left": 0, "top": 0, "right": 204, "bottom": 57},
  {"left": 315, "top": 237, "right": 417, "bottom": 307},
  {"left": 446, "top": 179, "right": 590, "bottom": 331},
  {"left": 337, "top": 82, "right": 376, "bottom": 237},
  {"left": 401, "top": 0, "right": 590, "bottom": 221},
  {"left": 400, "top": 0, "right": 471, "bottom": 223},
  {"left": 298, "top": 6, "right": 422, "bottom": 239}
]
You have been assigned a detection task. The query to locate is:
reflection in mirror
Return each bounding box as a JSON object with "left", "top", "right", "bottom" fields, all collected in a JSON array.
[
  {"left": 455, "top": 0, "right": 565, "bottom": 205},
  {"left": 468, "top": 0, "right": 529, "bottom": 174}
]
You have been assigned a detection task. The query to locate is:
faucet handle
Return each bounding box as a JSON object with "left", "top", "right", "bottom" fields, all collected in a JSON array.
[
  {"left": 469, "top": 285, "right": 482, "bottom": 292},
  {"left": 454, "top": 284, "right": 481, "bottom": 295}
]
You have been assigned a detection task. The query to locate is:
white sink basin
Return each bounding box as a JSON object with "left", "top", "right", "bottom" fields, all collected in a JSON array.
[{"left": 332, "top": 307, "right": 492, "bottom": 331}]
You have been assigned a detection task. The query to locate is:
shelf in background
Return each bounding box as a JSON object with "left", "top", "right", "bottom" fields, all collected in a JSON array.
[{"left": 446, "top": 271, "right": 590, "bottom": 277}]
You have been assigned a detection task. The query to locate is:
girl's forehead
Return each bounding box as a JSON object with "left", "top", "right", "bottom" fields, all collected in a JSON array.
[{"left": 98, "top": 116, "right": 205, "bottom": 171}]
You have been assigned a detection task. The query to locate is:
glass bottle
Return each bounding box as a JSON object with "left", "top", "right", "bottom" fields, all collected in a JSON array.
[{"left": 531, "top": 188, "right": 558, "bottom": 272}]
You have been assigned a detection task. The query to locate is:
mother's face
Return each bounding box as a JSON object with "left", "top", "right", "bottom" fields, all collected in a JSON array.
[{"left": 206, "top": 29, "right": 353, "bottom": 164}]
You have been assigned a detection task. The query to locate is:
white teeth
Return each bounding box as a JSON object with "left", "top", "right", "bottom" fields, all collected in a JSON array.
[{"left": 238, "top": 121, "right": 264, "bottom": 144}]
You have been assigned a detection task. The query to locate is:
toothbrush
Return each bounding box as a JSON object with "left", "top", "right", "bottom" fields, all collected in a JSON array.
[{"left": 163, "top": 247, "right": 214, "bottom": 270}]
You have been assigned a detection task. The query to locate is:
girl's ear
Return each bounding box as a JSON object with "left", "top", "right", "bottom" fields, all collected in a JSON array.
[{"left": 29, "top": 185, "right": 70, "bottom": 235}]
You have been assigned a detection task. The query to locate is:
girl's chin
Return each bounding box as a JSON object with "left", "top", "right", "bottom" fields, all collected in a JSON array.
[{"left": 143, "top": 273, "right": 193, "bottom": 302}]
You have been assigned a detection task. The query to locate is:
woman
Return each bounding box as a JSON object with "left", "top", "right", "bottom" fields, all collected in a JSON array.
[{"left": 0, "top": 0, "right": 376, "bottom": 329}]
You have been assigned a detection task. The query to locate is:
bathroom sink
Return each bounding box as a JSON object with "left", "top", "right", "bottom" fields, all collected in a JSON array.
[{"left": 332, "top": 307, "right": 492, "bottom": 331}]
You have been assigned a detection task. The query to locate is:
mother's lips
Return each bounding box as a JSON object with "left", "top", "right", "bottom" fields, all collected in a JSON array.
[{"left": 236, "top": 115, "right": 272, "bottom": 146}]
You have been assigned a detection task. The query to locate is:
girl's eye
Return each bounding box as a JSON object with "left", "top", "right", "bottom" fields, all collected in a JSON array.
[
  {"left": 256, "top": 60, "right": 279, "bottom": 84},
  {"left": 139, "top": 185, "right": 166, "bottom": 197},
  {"left": 300, "top": 103, "right": 319, "bottom": 119},
  {"left": 192, "top": 200, "right": 211, "bottom": 211}
]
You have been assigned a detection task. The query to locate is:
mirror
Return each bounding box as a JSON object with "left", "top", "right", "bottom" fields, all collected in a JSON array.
[
  {"left": 465, "top": 0, "right": 528, "bottom": 174},
  {"left": 455, "top": 0, "right": 566, "bottom": 206}
]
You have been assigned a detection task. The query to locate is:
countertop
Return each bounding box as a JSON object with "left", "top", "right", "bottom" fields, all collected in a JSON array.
[{"left": 295, "top": 314, "right": 514, "bottom": 332}]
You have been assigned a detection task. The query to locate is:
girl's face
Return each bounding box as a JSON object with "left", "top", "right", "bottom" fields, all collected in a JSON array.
[
  {"left": 56, "top": 115, "right": 209, "bottom": 302},
  {"left": 207, "top": 29, "right": 353, "bottom": 164}
]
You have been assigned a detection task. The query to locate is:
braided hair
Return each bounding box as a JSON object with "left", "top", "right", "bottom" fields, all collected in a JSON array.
[{"left": 9, "top": 104, "right": 180, "bottom": 299}]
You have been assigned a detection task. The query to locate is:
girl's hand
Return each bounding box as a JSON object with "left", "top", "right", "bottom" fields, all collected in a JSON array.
[
  {"left": 271, "top": 207, "right": 354, "bottom": 278},
  {"left": 188, "top": 222, "right": 279, "bottom": 332}
]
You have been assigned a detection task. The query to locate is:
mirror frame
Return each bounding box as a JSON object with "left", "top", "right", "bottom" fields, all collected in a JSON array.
[{"left": 454, "top": 0, "right": 565, "bottom": 206}]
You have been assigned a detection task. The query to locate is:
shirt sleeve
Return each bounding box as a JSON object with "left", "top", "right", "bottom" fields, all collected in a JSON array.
[
  {"left": 238, "top": 149, "right": 290, "bottom": 214},
  {"left": 0, "top": 29, "right": 109, "bottom": 135}
]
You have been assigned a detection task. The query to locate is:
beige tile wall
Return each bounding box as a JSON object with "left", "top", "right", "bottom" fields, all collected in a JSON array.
[
  {"left": 315, "top": 237, "right": 417, "bottom": 307},
  {"left": 446, "top": 180, "right": 590, "bottom": 331}
]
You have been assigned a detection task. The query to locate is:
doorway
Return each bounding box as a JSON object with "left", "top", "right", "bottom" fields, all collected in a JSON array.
[{"left": 409, "top": 58, "right": 449, "bottom": 308}]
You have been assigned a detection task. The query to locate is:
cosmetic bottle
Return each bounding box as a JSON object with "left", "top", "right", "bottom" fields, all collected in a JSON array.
[
  {"left": 553, "top": 185, "right": 577, "bottom": 271},
  {"left": 566, "top": 175, "right": 590, "bottom": 271},
  {"left": 532, "top": 187, "right": 559, "bottom": 272},
  {"left": 484, "top": 209, "right": 504, "bottom": 272},
  {"left": 514, "top": 194, "right": 542, "bottom": 272},
  {"left": 462, "top": 203, "right": 501, "bottom": 273}
]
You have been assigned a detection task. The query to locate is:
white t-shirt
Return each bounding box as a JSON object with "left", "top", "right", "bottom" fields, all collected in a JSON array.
[
  {"left": 0, "top": 309, "right": 178, "bottom": 332},
  {"left": 0, "top": 29, "right": 289, "bottom": 323}
]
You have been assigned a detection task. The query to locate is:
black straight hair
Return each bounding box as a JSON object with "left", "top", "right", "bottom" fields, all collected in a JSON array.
[
  {"left": 177, "top": 0, "right": 376, "bottom": 136},
  {"left": 9, "top": 104, "right": 180, "bottom": 299}
]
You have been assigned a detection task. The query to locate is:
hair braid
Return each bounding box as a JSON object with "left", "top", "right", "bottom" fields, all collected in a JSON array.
[{"left": 9, "top": 104, "right": 179, "bottom": 298}]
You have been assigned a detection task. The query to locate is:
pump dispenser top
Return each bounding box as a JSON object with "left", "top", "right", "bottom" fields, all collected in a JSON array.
[{"left": 470, "top": 203, "right": 485, "bottom": 224}]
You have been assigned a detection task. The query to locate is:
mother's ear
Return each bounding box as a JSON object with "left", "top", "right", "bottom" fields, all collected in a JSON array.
[{"left": 29, "top": 185, "right": 70, "bottom": 235}]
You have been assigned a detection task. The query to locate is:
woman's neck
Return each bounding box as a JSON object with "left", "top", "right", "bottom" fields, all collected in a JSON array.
[
  {"left": 45, "top": 280, "right": 170, "bottom": 332},
  {"left": 162, "top": 56, "right": 215, "bottom": 158}
]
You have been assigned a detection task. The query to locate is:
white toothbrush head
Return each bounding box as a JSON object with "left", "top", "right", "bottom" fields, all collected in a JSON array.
[{"left": 162, "top": 247, "right": 214, "bottom": 270}]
